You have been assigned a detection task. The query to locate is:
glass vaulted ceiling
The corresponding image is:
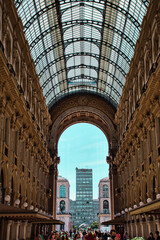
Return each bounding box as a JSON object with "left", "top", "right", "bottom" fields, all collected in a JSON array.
[{"left": 15, "top": 0, "right": 150, "bottom": 108}]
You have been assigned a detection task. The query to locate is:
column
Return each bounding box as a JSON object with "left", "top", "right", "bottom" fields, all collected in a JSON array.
[
  {"left": 140, "top": 217, "right": 146, "bottom": 238},
  {"left": 11, "top": 221, "right": 21, "bottom": 240},
  {"left": 6, "top": 220, "right": 12, "bottom": 240},
  {"left": 0, "top": 92, "right": 5, "bottom": 172},
  {"left": 135, "top": 220, "right": 139, "bottom": 237},
  {"left": 0, "top": 0, "right": 2, "bottom": 41},
  {"left": 53, "top": 159, "right": 59, "bottom": 218},
  {"left": 48, "top": 155, "right": 60, "bottom": 225},
  {"left": 155, "top": 216, "right": 160, "bottom": 231},
  {"left": 16, "top": 221, "right": 21, "bottom": 240},
  {"left": 130, "top": 220, "right": 134, "bottom": 238},
  {"left": 147, "top": 216, "right": 154, "bottom": 235},
  {"left": 26, "top": 223, "right": 32, "bottom": 240},
  {"left": 20, "top": 221, "right": 28, "bottom": 240}
]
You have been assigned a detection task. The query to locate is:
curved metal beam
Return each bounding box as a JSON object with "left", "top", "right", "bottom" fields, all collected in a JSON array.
[
  {"left": 42, "top": 65, "right": 124, "bottom": 90},
  {"left": 44, "top": 76, "right": 120, "bottom": 99},
  {"left": 35, "top": 38, "right": 130, "bottom": 68},
  {"left": 61, "top": 2, "right": 104, "bottom": 16},
  {"left": 29, "top": 19, "right": 135, "bottom": 51},
  {"left": 62, "top": 20, "right": 135, "bottom": 48},
  {"left": 69, "top": 76, "right": 121, "bottom": 97},
  {"left": 23, "top": 0, "right": 141, "bottom": 32},
  {"left": 64, "top": 39, "right": 130, "bottom": 64},
  {"left": 29, "top": 24, "right": 60, "bottom": 49},
  {"left": 63, "top": 22, "right": 102, "bottom": 35},
  {"left": 33, "top": 38, "right": 123, "bottom": 65},
  {"left": 15, "top": 0, "right": 24, "bottom": 8},
  {"left": 24, "top": 2, "right": 57, "bottom": 32},
  {"left": 141, "top": 0, "right": 150, "bottom": 8},
  {"left": 38, "top": 53, "right": 127, "bottom": 79}
]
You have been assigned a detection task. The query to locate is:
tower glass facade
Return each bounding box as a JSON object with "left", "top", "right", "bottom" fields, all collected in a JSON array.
[
  {"left": 70, "top": 168, "right": 99, "bottom": 228},
  {"left": 76, "top": 168, "right": 93, "bottom": 200}
]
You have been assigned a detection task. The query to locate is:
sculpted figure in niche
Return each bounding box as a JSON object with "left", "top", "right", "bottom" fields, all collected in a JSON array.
[{"left": 60, "top": 200, "right": 65, "bottom": 213}]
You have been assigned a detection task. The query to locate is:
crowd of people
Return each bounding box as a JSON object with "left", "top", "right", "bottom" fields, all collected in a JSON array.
[{"left": 34, "top": 228, "right": 160, "bottom": 240}]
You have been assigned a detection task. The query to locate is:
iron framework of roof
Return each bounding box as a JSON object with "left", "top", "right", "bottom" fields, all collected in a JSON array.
[{"left": 15, "top": 0, "right": 150, "bottom": 109}]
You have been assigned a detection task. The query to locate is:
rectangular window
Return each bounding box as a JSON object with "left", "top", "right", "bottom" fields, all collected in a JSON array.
[
  {"left": 15, "top": 157, "right": 17, "bottom": 166},
  {"left": 5, "top": 146, "right": 8, "bottom": 157}
]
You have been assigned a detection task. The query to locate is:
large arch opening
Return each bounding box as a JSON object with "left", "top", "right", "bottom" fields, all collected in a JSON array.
[
  {"left": 58, "top": 123, "right": 109, "bottom": 200},
  {"left": 49, "top": 93, "right": 117, "bottom": 227},
  {"left": 57, "top": 123, "right": 110, "bottom": 230}
]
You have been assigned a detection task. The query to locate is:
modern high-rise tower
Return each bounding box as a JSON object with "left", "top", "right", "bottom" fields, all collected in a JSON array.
[
  {"left": 76, "top": 168, "right": 93, "bottom": 201},
  {"left": 70, "top": 168, "right": 99, "bottom": 228}
]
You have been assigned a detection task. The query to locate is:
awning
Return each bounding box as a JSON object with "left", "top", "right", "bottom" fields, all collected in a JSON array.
[
  {"left": 0, "top": 204, "right": 64, "bottom": 224},
  {"left": 31, "top": 220, "right": 64, "bottom": 225},
  {"left": 101, "top": 217, "right": 125, "bottom": 226},
  {"left": 130, "top": 199, "right": 160, "bottom": 216}
]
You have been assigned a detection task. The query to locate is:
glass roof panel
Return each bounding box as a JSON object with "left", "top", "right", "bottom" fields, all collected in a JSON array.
[{"left": 15, "top": 0, "right": 149, "bottom": 108}]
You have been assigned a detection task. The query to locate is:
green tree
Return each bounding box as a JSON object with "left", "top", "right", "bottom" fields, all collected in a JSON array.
[{"left": 90, "top": 221, "right": 99, "bottom": 230}]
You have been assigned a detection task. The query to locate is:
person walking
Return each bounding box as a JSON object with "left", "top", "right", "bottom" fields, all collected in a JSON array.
[
  {"left": 148, "top": 232, "right": 155, "bottom": 240},
  {"left": 85, "top": 228, "right": 96, "bottom": 240},
  {"left": 34, "top": 233, "right": 42, "bottom": 240},
  {"left": 108, "top": 230, "right": 119, "bottom": 240},
  {"left": 155, "top": 231, "right": 160, "bottom": 240}
]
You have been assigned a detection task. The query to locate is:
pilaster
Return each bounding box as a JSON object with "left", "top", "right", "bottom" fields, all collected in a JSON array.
[
  {"left": 20, "top": 221, "right": 28, "bottom": 240},
  {"left": 6, "top": 220, "right": 12, "bottom": 240},
  {"left": 11, "top": 221, "right": 21, "bottom": 240}
]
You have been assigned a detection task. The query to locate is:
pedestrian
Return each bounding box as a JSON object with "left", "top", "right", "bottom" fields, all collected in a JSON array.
[
  {"left": 41, "top": 230, "right": 45, "bottom": 240},
  {"left": 123, "top": 232, "right": 128, "bottom": 240},
  {"left": 35, "top": 233, "right": 42, "bottom": 240},
  {"left": 116, "top": 232, "right": 120, "bottom": 240},
  {"left": 155, "top": 231, "right": 160, "bottom": 240},
  {"left": 48, "top": 232, "right": 56, "bottom": 240},
  {"left": 74, "top": 234, "right": 80, "bottom": 240},
  {"left": 148, "top": 232, "right": 155, "bottom": 240},
  {"left": 85, "top": 228, "right": 96, "bottom": 240},
  {"left": 70, "top": 230, "right": 72, "bottom": 238},
  {"left": 108, "top": 230, "right": 119, "bottom": 240}
]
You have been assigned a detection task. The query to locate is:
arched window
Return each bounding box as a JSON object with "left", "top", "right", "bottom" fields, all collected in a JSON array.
[
  {"left": 103, "top": 200, "right": 109, "bottom": 214},
  {"left": 103, "top": 185, "right": 109, "bottom": 198},
  {"left": 60, "top": 185, "right": 66, "bottom": 198},
  {"left": 15, "top": 59, "right": 19, "bottom": 78},
  {"left": 60, "top": 200, "right": 65, "bottom": 213},
  {"left": 5, "top": 35, "right": 11, "bottom": 59}
]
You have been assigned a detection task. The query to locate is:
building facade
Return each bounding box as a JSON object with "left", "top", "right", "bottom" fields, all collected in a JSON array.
[
  {"left": 0, "top": 0, "right": 60, "bottom": 239},
  {"left": 107, "top": 1, "right": 160, "bottom": 238},
  {"left": 56, "top": 176, "right": 71, "bottom": 232},
  {"left": 98, "top": 177, "right": 111, "bottom": 229}
]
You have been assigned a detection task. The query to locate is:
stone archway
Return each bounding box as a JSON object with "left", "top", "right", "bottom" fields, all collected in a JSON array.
[
  {"left": 49, "top": 93, "right": 117, "bottom": 156},
  {"left": 48, "top": 93, "right": 117, "bottom": 218}
]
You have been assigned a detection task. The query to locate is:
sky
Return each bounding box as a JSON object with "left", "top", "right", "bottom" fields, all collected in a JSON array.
[{"left": 58, "top": 123, "right": 109, "bottom": 200}]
